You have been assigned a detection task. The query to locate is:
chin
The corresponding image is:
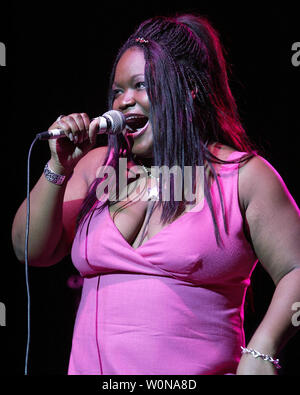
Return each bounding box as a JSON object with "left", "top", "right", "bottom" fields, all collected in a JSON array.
[
  {"left": 132, "top": 144, "right": 153, "bottom": 158},
  {"left": 131, "top": 129, "right": 154, "bottom": 158}
]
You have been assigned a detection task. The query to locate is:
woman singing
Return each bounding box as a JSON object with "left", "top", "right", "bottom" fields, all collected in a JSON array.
[{"left": 12, "top": 14, "right": 300, "bottom": 375}]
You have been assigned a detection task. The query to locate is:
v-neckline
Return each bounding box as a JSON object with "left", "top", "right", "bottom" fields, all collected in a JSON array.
[
  {"left": 105, "top": 150, "right": 240, "bottom": 251},
  {"left": 106, "top": 198, "right": 207, "bottom": 251}
]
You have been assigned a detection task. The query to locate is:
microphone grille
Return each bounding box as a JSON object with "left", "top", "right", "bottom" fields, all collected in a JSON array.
[{"left": 103, "top": 110, "right": 126, "bottom": 135}]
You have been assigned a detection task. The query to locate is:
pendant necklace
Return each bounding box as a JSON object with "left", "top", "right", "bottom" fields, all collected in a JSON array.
[{"left": 141, "top": 165, "right": 160, "bottom": 200}]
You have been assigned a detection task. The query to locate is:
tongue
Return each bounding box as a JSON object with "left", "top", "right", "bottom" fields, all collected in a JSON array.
[{"left": 125, "top": 115, "right": 148, "bottom": 130}]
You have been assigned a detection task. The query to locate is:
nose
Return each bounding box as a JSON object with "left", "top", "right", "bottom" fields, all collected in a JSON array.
[{"left": 118, "top": 89, "right": 136, "bottom": 111}]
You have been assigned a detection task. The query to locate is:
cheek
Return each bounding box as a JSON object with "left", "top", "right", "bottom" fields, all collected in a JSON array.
[
  {"left": 112, "top": 99, "right": 118, "bottom": 110},
  {"left": 141, "top": 94, "right": 151, "bottom": 112},
  {"left": 134, "top": 90, "right": 150, "bottom": 112}
]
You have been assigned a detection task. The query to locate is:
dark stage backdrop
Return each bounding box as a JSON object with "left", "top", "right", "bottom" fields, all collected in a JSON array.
[{"left": 1, "top": 2, "right": 299, "bottom": 376}]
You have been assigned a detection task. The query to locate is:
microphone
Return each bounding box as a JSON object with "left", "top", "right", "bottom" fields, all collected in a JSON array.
[{"left": 37, "top": 110, "right": 126, "bottom": 140}]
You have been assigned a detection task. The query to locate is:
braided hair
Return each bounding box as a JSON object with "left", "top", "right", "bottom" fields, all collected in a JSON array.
[{"left": 77, "top": 14, "right": 257, "bottom": 244}]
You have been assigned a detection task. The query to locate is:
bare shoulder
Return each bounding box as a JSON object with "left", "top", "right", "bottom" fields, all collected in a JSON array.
[
  {"left": 74, "top": 146, "right": 108, "bottom": 187},
  {"left": 238, "top": 154, "right": 291, "bottom": 210},
  {"left": 209, "top": 144, "right": 290, "bottom": 212}
]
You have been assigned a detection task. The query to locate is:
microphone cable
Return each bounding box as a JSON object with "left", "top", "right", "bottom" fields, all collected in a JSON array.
[
  {"left": 24, "top": 135, "right": 40, "bottom": 375},
  {"left": 22, "top": 111, "right": 123, "bottom": 374}
]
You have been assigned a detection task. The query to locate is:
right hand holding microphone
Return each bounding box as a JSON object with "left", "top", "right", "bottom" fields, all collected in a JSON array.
[{"left": 47, "top": 113, "right": 99, "bottom": 175}]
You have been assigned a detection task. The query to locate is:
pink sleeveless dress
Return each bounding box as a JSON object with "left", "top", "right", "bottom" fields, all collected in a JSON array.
[{"left": 68, "top": 151, "right": 258, "bottom": 375}]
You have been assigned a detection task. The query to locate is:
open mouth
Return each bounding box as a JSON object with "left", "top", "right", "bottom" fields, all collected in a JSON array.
[{"left": 125, "top": 114, "right": 149, "bottom": 138}]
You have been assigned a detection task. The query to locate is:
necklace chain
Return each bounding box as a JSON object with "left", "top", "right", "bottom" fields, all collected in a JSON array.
[
  {"left": 141, "top": 165, "right": 159, "bottom": 200},
  {"left": 141, "top": 165, "right": 159, "bottom": 180}
]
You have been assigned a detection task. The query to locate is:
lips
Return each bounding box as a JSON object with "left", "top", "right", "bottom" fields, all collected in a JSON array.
[{"left": 125, "top": 113, "right": 149, "bottom": 138}]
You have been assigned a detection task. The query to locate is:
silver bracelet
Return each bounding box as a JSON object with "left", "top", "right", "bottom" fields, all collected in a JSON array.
[
  {"left": 241, "top": 346, "right": 281, "bottom": 369},
  {"left": 44, "top": 162, "right": 66, "bottom": 185}
]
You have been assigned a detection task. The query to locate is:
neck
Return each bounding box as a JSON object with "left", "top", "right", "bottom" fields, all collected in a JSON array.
[{"left": 134, "top": 156, "right": 154, "bottom": 169}]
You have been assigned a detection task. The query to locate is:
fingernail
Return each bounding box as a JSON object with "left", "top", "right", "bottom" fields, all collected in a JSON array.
[{"left": 69, "top": 133, "right": 73, "bottom": 141}]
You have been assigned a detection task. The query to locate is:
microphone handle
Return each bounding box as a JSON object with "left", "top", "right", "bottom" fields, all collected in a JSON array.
[{"left": 37, "top": 116, "right": 111, "bottom": 140}]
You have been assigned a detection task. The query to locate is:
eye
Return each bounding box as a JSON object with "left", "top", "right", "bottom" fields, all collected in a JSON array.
[
  {"left": 135, "top": 81, "right": 146, "bottom": 90},
  {"left": 112, "top": 88, "right": 122, "bottom": 97}
]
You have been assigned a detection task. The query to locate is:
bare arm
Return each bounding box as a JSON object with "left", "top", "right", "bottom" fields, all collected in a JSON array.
[
  {"left": 236, "top": 156, "right": 300, "bottom": 374},
  {"left": 12, "top": 160, "right": 85, "bottom": 266},
  {"left": 11, "top": 113, "right": 102, "bottom": 266}
]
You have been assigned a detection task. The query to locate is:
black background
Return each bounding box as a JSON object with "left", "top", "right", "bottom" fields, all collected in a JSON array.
[{"left": 1, "top": 1, "right": 299, "bottom": 376}]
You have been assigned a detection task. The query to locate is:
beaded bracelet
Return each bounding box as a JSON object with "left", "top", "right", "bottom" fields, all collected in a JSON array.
[{"left": 241, "top": 347, "right": 281, "bottom": 369}]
